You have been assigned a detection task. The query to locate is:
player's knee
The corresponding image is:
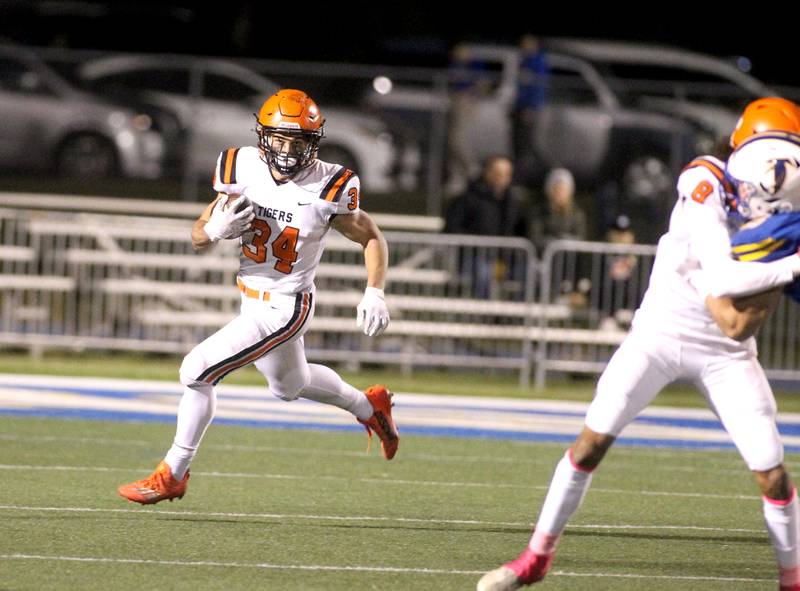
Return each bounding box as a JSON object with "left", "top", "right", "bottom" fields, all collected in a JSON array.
[
  {"left": 743, "top": 435, "right": 784, "bottom": 479},
  {"left": 179, "top": 372, "right": 212, "bottom": 388},
  {"left": 179, "top": 350, "right": 211, "bottom": 388},
  {"left": 269, "top": 387, "right": 299, "bottom": 402},
  {"left": 268, "top": 368, "right": 311, "bottom": 402},
  {"left": 179, "top": 370, "right": 211, "bottom": 387}
]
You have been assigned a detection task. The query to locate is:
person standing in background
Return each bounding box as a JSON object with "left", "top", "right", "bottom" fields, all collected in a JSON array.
[{"left": 512, "top": 34, "right": 549, "bottom": 187}]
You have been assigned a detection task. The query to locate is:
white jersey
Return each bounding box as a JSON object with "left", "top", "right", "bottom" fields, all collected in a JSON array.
[
  {"left": 213, "top": 147, "right": 360, "bottom": 294},
  {"left": 633, "top": 156, "right": 796, "bottom": 351}
]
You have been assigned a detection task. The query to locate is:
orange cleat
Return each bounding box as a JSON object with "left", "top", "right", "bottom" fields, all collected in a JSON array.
[
  {"left": 358, "top": 385, "right": 399, "bottom": 460},
  {"left": 117, "top": 461, "right": 189, "bottom": 505}
]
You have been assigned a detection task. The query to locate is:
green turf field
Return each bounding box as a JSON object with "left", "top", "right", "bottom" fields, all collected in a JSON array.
[{"left": 0, "top": 415, "right": 793, "bottom": 590}]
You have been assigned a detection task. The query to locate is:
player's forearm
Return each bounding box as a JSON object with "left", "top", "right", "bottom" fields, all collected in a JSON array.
[
  {"left": 192, "top": 197, "right": 222, "bottom": 253},
  {"left": 191, "top": 219, "right": 214, "bottom": 253},
  {"left": 705, "top": 295, "right": 761, "bottom": 340},
  {"left": 363, "top": 233, "right": 388, "bottom": 290},
  {"left": 705, "top": 288, "right": 781, "bottom": 341}
]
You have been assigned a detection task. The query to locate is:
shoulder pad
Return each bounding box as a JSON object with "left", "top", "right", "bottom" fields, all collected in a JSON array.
[
  {"left": 217, "top": 148, "right": 241, "bottom": 185},
  {"left": 680, "top": 156, "right": 734, "bottom": 194},
  {"left": 213, "top": 147, "right": 262, "bottom": 193},
  {"left": 319, "top": 166, "right": 355, "bottom": 203}
]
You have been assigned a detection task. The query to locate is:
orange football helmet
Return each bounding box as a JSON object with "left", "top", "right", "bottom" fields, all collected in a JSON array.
[
  {"left": 255, "top": 89, "right": 325, "bottom": 176},
  {"left": 730, "top": 97, "right": 800, "bottom": 148}
]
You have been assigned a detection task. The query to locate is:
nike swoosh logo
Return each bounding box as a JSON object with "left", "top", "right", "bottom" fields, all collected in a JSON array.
[
  {"left": 135, "top": 487, "right": 159, "bottom": 497},
  {"left": 297, "top": 202, "right": 310, "bottom": 206}
]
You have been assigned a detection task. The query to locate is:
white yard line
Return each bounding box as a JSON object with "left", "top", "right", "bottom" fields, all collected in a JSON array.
[
  {"left": 0, "top": 433, "right": 760, "bottom": 475},
  {"left": 0, "top": 504, "right": 766, "bottom": 534},
  {"left": 0, "top": 554, "right": 484, "bottom": 575},
  {"left": 0, "top": 554, "right": 773, "bottom": 584},
  {"left": 0, "top": 463, "right": 761, "bottom": 499}
]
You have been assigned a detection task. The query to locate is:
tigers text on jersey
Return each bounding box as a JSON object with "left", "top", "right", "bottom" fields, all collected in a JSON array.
[
  {"left": 213, "top": 147, "right": 360, "bottom": 294},
  {"left": 634, "top": 156, "right": 795, "bottom": 351}
]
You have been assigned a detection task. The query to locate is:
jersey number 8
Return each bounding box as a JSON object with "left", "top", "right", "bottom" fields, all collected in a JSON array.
[{"left": 691, "top": 180, "right": 714, "bottom": 204}]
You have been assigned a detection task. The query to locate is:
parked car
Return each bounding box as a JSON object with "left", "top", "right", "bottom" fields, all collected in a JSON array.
[
  {"left": 75, "top": 55, "right": 399, "bottom": 192},
  {"left": 0, "top": 45, "right": 167, "bottom": 179},
  {"left": 545, "top": 38, "right": 775, "bottom": 149},
  {"left": 365, "top": 41, "right": 775, "bottom": 202}
]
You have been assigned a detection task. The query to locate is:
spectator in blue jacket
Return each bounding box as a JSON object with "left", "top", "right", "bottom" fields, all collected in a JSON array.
[{"left": 512, "top": 34, "right": 549, "bottom": 186}]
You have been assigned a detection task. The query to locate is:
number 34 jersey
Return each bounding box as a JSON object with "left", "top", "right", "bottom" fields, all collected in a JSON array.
[{"left": 213, "top": 146, "right": 360, "bottom": 294}]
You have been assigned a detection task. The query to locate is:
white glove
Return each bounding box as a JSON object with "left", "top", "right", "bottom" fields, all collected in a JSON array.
[
  {"left": 204, "top": 195, "right": 255, "bottom": 242},
  {"left": 357, "top": 287, "right": 390, "bottom": 337}
]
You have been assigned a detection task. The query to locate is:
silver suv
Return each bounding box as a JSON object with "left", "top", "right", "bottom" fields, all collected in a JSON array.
[
  {"left": 368, "top": 40, "right": 773, "bottom": 202},
  {"left": 546, "top": 38, "right": 774, "bottom": 149},
  {"left": 0, "top": 45, "right": 165, "bottom": 179},
  {"left": 76, "top": 55, "right": 398, "bottom": 192}
]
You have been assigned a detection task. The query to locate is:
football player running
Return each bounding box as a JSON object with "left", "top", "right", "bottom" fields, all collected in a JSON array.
[
  {"left": 478, "top": 98, "right": 800, "bottom": 591},
  {"left": 118, "top": 90, "right": 398, "bottom": 505}
]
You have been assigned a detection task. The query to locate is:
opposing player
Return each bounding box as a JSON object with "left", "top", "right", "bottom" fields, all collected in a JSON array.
[
  {"left": 705, "top": 99, "right": 800, "bottom": 336},
  {"left": 478, "top": 122, "right": 800, "bottom": 589},
  {"left": 117, "top": 89, "right": 399, "bottom": 505},
  {"left": 728, "top": 131, "right": 800, "bottom": 304}
]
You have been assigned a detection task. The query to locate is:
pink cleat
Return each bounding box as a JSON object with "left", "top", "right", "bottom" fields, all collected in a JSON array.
[
  {"left": 780, "top": 565, "right": 800, "bottom": 591},
  {"left": 477, "top": 548, "right": 554, "bottom": 590}
]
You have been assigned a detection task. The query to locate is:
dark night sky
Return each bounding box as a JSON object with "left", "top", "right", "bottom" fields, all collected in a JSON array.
[
  {"left": 207, "top": 5, "right": 795, "bottom": 88},
  {"left": 0, "top": 1, "right": 792, "bottom": 87}
]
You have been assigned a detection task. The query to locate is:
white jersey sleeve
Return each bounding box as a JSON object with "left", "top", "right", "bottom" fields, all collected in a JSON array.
[
  {"left": 318, "top": 166, "right": 360, "bottom": 217},
  {"left": 679, "top": 159, "right": 798, "bottom": 298},
  {"left": 212, "top": 147, "right": 257, "bottom": 195},
  {"left": 336, "top": 173, "right": 360, "bottom": 216}
]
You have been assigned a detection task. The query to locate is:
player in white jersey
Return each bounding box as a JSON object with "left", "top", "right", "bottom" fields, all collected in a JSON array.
[
  {"left": 117, "top": 89, "right": 399, "bottom": 505},
  {"left": 478, "top": 143, "right": 800, "bottom": 588}
]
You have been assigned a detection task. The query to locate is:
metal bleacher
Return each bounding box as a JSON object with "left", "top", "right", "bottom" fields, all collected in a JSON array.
[{"left": 1, "top": 193, "right": 798, "bottom": 388}]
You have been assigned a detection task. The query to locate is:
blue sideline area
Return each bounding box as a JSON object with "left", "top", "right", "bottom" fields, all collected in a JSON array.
[{"left": 2, "top": 374, "right": 800, "bottom": 453}]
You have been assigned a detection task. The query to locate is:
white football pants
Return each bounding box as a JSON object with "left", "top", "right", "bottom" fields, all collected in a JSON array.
[{"left": 585, "top": 329, "right": 783, "bottom": 471}]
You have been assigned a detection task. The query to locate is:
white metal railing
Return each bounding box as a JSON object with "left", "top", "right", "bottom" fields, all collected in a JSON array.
[
  {"left": 0, "top": 206, "right": 538, "bottom": 383},
  {"left": 0, "top": 193, "right": 444, "bottom": 232},
  {"left": 534, "top": 239, "right": 800, "bottom": 387},
  {"left": 1, "top": 204, "right": 798, "bottom": 389}
]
